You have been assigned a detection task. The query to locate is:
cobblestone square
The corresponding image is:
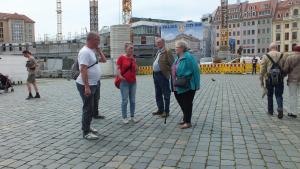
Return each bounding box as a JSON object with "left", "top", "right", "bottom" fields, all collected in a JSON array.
[{"left": 0, "top": 75, "right": 300, "bottom": 169}]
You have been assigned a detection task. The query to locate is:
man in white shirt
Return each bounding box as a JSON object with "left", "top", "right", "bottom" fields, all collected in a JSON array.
[{"left": 76, "top": 32, "right": 106, "bottom": 140}]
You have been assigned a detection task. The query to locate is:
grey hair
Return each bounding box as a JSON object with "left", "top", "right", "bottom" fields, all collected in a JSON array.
[
  {"left": 156, "top": 38, "right": 165, "bottom": 44},
  {"left": 269, "top": 42, "right": 277, "bottom": 50},
  {"left": 124, "top": 42, "right": 133, "bottom": 49},
  {"left": 87, "top": 31, "right": 99, "bottom": 41},
  {"left": 176, "top": 41, "right": 188, "bottom": 52}
]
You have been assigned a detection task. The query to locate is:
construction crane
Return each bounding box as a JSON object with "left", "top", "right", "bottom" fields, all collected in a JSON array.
[
  {"left": 56, "top": 0, "right": 62, "bottom": 41},
  {"left": 90, "top": 0, "right": 99, "bottom": 32},
  {"left": 220, "top": 0, "right": 229, "bottom": 51},
  {"left": 122, "top": 0, "right": 132, "bottom": 24}
]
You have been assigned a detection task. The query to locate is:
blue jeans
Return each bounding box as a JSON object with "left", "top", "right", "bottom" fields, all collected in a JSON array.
[
  {"left": 266, "top": 79, "right": 284, "bottom": 113},
  {"left": 153, "top": 72, "right": 171, "bottom": 113},
  {"left": 120, "top": 80, "right": 136, "bottom": 118},
  {"left": 76, "top": 83, "right": 97, "bottom": 135}
]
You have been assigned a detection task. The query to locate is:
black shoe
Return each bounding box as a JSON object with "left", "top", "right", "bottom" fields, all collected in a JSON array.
[
  {"left": 93, "top": 115, "right": 105, "bottom": 119},
  {"left": 26, "top": 94, "right": 33, "bottom": 100},
  {"left": 161, "top": 112, "right": 169, "bottom": 118},
  {"left": 278, "top": 109, "right": 283, "bottom": 119},
  {"left": 268, "top": 112, "right": 274, "bottom": 116},
  {"left": 34, "top": 93, "right": 40, "bottom": 98},
  {"left": 288, "top": 113, "right": 297, "bottom": 118},
  {"left": 153, "top": 111, "right": 163, "bottom": 115}
]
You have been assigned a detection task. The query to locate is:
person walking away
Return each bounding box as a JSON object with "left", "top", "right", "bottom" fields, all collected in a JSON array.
[
  {"left": 252, "top": 56, "right": 258, "bottom": 75},
  {"left": 283, "top": 45, "right": 300, "bottom": 118},
  {"left": 152, "top": 38, "right": 174, "bottom": 118},
  {"left": 260, "top": 42, "right": 287, "bottom": 119},
  {"left": 76, "top": 32, "right": 106, "bottom": 140},
  {"left": 116, "top": 43, "right": 138, "bottom": 124},
  {"left": 171, "top": 41, "right": 200, "bottom": 129},
  {"left": 23, "top": 50, "right": 40, "bottom": 100}
]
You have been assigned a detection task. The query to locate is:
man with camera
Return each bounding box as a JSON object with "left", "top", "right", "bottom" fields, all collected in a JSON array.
[{"left": 23, "top": 50, "right": 40, "bottom": 100}]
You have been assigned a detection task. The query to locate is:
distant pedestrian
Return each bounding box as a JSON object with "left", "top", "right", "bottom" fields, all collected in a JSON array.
[
  {"left": 152, "top": 38, "right": 174, "bottom": 118},
  {"left": 76, "top": 32, "right": 106, "bottom": 140},
  {"left": 171, "top": 41, "right": 200, "bottom": 129},
  {"left": 23, "top": 50, "right": 40, "bottom": 100},
  {"left": 283, "top": 45, "right": 300, "bottom": 118},
  {"left": 260, "top": 42, "right": 287, "bottom": 119},
  {"left": 252, "top": 56, "right": 258, "bottom": 75},
  {"left": 116, "top": 43, "right": 138, "bottom": 124}
]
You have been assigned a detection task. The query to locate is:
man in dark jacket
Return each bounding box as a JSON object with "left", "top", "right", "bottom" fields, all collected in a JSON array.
[{"left": 152, "top": 38, "right": 174, "bottom": 118}]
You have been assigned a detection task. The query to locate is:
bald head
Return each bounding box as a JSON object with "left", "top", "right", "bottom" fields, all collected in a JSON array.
[
  {"left": 269, "top": 42, "right": 277, "bottom": 51},
  {"left": 86, "top": 31, "right": 100, "bottom": 49}
]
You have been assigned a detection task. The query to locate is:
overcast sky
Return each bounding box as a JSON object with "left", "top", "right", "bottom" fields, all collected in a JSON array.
[{"left": 1, "top": 0, "right": 258, "bottom": 40}]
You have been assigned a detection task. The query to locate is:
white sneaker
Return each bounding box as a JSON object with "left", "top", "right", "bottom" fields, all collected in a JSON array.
[
  {"left": 90, "top": 127, "right": 98, "bottom": 134},
  {"left": 123, "top": 118, "right": 129, "bottom": 124},
  {"left": 83, "top": 132, "right": 99, "bottom": 140},
  {"left": 131, "top": 117, "right": 139, "bottom": 123}
]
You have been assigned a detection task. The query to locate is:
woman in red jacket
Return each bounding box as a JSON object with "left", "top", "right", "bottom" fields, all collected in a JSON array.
[{"left": 116, "top": 43, "right": 138, "bottom": 124}]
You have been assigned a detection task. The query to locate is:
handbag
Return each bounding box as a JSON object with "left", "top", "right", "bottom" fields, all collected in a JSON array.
[
  {"left": 114, "top": 59, "right": 133, "bottom": 89},
  {"left": 174, "top": 76, "right": 191, "bottom": 88}
]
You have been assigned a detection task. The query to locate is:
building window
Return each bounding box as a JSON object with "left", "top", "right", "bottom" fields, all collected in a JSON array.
[
  {"left": 243, "top": 40, "right": 246, "bottom": 44},
  {"left": 292, "top": 32, "right": 297, "bottom": 40},
  {"left": 229, "top": 32, "right": 232, "bottom": 36},
  {"left": 217, "top": 26, "right": 219, "bottom": 29},
  {"left": 262, "top": 29, "right": 266, "bottom": 34},
  {"left": 248, "top": 49, "right": 250, "bottom": 53},
  {"left": 267, "top": 28, "right": 270, "bottom": 34},
  {"left": 243, "top": 30, "right": 246, "bottom": 35},
  {"left": 258, "top": 48, "right": 261, "bottom": 53},
  {"left": 252, "top": 39, "right": 255, "bottom": 44},
  {"left": 229, "top": 24, "right": 231, "bottom": 28},
  {"left": 294, "top": 9, "right": 299, "bottom": 16},
  {"left": 258, "top": 20, "right": 261, "bottom": 25},
  {"left": 252, "top": 21, "right": 255, "bottom": 25},
  {"left": 277, "top": 45, "right": 281, "bottom": 52},
  {"left": 276, "top": 33, "right": 281, "bottom": 41},
  {"left": 217, "top": 33, "right": 219, "bottom": 37},
  {"left": 258, "top": 39, "right": 261, "bottom": 44},
  {"left": 285, "top": 24, "right": 289, "bottom": 29},
  {"left": 243, "top": 22, "right": 246, "bottom": 26},
  {"left": 293, "top": 22, "right": 298, "bottom": 28},
  {"left": 285, "top": 32, "right": 289, "bottom": 40},
  {"left": 237, "top": 40, "right": 240, "bottom": 45},
  {"left": 247, "top": 39, "right": 250, "bottom": 44},
  {"left": 262, "top": 20, "right": 266, "bottom": 24},
  {"left": 248, "top": 30, "right": 251, "bottom": 35},
  {"left": 252, "top": 30, "right": 255, "bottom": 35},
  {"left": 285, "top": 45, "right": 289, "bottom": 52},
  {"left": 262, "top": 48, "right": 266, "bottom": 53},
  {"left": 243, "top": 49, "right": 246, "bottom": 53},
  {"left": 233, "top": 24, "right": 236, "bottom": 28},
  {"left": 237, "top": 31, "right": 240, "bottom": 36},
  {"left": 248, "top": 22, "right": 251, "bottom": 26},
  {"left": 217, "top": 41, "right": 219, "bottom": 46},
  {"left": 276, "top": 25, "right": 281, "bottom": 30},
  {"left": 233, "top": 31, "right": 236, "bottom": 36},
  {"left": 237, "top": 23, "right": 240, "bottom": 27},
  {"left": 258, "top": 29, "right": 260, "bottom": 34}
]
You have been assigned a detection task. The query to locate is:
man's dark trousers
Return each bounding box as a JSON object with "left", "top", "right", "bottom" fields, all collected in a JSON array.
[
  {"left": 153, "top": 72, "right": 171, "bottom": 114},
  {"left": 266, "top": 79, "right": 284, "bottom": 114},
  {"left": 76, "top": 83, "right": 97, "bottom": 135}
]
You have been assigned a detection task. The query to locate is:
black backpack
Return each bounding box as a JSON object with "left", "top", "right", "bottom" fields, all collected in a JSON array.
[{"left": 266, "top": 53, "right": 283, "bottom": 86}]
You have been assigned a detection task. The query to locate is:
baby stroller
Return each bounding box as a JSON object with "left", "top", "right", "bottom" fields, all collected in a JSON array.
[{"left": 0, "top": 73, "right": 14, "bottom": 93}]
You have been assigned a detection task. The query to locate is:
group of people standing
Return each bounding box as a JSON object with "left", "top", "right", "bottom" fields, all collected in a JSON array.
[
  {"left": 260, "top": 42, "right": 300, "bottom": 119},
  {"left": 75, "top": 32, "right": 200, "bottom": 140}
]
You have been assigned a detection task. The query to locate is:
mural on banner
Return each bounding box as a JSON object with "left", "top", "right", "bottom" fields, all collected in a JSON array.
[{"left": 161, "top": 22, "right": 203, "bottom": 62}]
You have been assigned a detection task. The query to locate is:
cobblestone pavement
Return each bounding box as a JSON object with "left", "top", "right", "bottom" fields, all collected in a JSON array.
[{"left": 0, "top": 75, "right": 300, "bottom": 169}]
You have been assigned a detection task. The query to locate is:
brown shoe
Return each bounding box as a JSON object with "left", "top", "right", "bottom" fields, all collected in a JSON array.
[
  {"left": 180, "top": 123, "right": 192, "bottom": 129},
  {"left": 153, "top": 111, "right": 163, "bottom": 115},
  {"left": 278, "top": 109, "right": 283, "bottom": 119}
]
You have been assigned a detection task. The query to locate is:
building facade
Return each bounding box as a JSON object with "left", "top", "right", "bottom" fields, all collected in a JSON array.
[
  {"left": 212, "top": 0, "right": 278, "bottom": 57},
  {"left": 273, "top": 0, "right": 300, "bottom": 53},
  {"left": 0, "top": 12, "right": 35, "bottom": 44}
]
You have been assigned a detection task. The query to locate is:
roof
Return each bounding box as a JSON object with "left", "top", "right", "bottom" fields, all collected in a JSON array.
[
  {"left": 0, "top": 12, "right": 35, "bottom": 23},
  {"left": 130, "top": 17, "right": 183, "bottom": 24}
]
